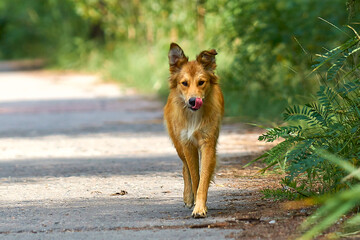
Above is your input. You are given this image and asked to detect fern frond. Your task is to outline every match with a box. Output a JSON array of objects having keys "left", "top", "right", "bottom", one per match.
[
  {"left": 287, "top": 152, "right": 324, "bottom": 181},
  {"left": 327, "top": 56, "right": 346, "bottom": 82},
  {"left": 311, "top": 37, "right": 359, "bottom": 75},
  {"left": 285, "top": 139, "right": 316, "bottom": 177},
  {"left": 327, "top": 45, "right": 360, "bottom": 82},
  {"left": 283, "top": 105, "right": 327, "bottom": 127},
  {"left": 337, "top": 79, "right": 360, "bottom": 96},
  {"left": 317, "top": 86, "right": 339, "bottom": 114},
  {"left": 306, "top": 102, "right": 331, "bottom": 127},
  {"left": 260, "top": 138, "right": 299, "bottom": 169},
  {"left": 247, "top": 138, "right": 299, "bottom": 171},
  {"left": 258, "top": 125, "right": 302, "bottom": 142}
]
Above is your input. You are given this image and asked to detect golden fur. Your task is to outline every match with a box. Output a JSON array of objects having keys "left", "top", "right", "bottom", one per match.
[{"left": 164, "top": 43, "right": 224, "bottom": 218}]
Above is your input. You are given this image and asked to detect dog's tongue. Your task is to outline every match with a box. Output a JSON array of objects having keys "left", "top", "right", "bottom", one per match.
[{"left": 192, "top": 98, "right": 203, "bottom": 110}]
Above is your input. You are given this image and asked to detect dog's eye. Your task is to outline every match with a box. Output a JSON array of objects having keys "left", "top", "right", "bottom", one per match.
[
  {"left": 198, "top": 81, "right": 205, "bottom": 86},
  {"left": 182, "top": 81, "right": 188, "bottom": 87}
]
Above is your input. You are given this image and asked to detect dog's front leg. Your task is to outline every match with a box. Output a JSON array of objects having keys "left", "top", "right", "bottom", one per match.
[
  {"left": 182, "top": 162, "right": 194, "bottom": 208},
  {"left": 192, "top": 143, "right": 216, "bottom": 218},
  {"left": 182, "top": 143, "right": 199, "bottom": 207},
  {"left": 172, "top": 142, "right": 195, "bottom": 208}
]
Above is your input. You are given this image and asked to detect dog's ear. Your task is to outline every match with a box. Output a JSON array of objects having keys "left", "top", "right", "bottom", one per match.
[
  {"left": 168, "top": 43, "right": 188, "bottom": 73},
  {"left": 196, "top": 49, "right": 217, "bottom": 71}
]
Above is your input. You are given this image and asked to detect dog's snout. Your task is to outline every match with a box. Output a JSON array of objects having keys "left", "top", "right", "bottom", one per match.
[{"left": 188, "top": 97, "right": 196, "bottom": 107}]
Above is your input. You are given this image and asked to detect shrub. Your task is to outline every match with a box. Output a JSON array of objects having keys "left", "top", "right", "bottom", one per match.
[
  {"left": 218, "top": 0, "right": 348, "bottom": 119},
  {"left": 299, "top": 151, "right": 360, "bottom": 239},
  {"left": 252, "top": 30, "right": 360, "bottom": 197}
]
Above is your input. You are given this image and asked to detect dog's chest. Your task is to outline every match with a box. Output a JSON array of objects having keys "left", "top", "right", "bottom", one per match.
[{"left": 180, "top": 113, "right": 201, "bottom": 144}]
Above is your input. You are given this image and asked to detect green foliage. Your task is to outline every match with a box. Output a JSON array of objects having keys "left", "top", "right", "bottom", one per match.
[
  {"left": 0, "top": 0, "right": 351, "bottom": 120},
  {"left": 255, "top": 4, "right": 360, "bottom": 238},
  {"left": 261, "top": 188, "right": 299, "bottom": 201},
  {"left": 261, "top": 178, "right": 312, "bottom": 201},
  {"left": 219, "top": 0, "right": 348, "bottom": 119},
  {"left": 0, "top": 0, "right": 88, "bottom": 60},
  {"left": 256, "top": 32, "right": 360, "bottom": 196},
  {"left": 104, "top": 42, "right": 170, "bottom": 94},
  {"left": 299, "top": 151, "right": 360, "bottom": 240}
]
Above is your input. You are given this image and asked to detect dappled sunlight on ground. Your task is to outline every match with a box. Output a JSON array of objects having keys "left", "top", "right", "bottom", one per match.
[{"left": 0, "top": 70, "right": 300, "bottom": 239}]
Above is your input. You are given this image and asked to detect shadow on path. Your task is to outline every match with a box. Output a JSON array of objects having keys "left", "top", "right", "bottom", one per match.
[
  {"left": 0, "top": 155, "right": 180, "bottom": 180},
  {"left": 0, "top": 97, "right": 164, "bottom": 138}
]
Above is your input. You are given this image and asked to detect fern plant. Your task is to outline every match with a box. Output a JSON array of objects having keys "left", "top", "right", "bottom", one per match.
[
  {"left": 299, "top": 151, "right": 360, "bottom": 240},
  {"left": 252, "top": 30, "right": 360, "bottom": 196}
]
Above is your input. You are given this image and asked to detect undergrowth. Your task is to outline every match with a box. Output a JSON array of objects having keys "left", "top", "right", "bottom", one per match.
[
  {"left": 251, "top": 31, "right": 360, "bottom": 197},
  {"left": 251, "top": 25, "right": 360, "bottom": 239}
]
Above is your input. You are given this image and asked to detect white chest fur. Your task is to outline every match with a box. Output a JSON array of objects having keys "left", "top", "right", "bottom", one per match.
[{"left": 180, "top": 112, "right": 201, "bottom": 144}]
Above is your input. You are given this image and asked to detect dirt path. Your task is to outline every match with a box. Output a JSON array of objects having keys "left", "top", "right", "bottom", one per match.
[{"left": 0, "top": 70, "right": 306, "bottom": 239}]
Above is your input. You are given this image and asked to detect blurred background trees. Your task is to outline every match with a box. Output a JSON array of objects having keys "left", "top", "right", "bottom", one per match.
[{"left": 0, "top": 0, "right": 354, "bottom": 121}]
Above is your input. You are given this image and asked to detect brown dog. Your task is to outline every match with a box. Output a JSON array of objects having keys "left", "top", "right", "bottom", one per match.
[{"left": 164, "top": 43, "right": 224, "bottom": 218}]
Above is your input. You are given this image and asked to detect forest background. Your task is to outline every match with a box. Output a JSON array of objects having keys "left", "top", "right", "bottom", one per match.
[{"left": 0, "top": 0, "right": 355, "bottom": 121}]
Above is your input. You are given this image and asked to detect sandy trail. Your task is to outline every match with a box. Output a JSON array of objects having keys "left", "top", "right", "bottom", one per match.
[{"left": 0, "top": 70, "right": 273, "bottom": 239}]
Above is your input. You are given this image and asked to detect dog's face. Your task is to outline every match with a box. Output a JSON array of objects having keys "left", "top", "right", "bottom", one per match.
[{"left": 168, "top": 43, "right": 217, "bottom": 111}]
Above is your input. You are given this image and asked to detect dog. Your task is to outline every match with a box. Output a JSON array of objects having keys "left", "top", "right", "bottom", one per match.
[{"left": 164, "top": 43, "right": 224, "bottom": 218}]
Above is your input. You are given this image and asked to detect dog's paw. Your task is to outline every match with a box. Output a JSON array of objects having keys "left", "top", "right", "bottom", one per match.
[
  {"left": 191, "top": 205, "right": 207, "bottom": 218},
  {"left": 184, "top": 202, "right": 194, "bottom": 209},
  {"left": 183, "top": 197, "right": 194, "bottom": 208},
  {"left": 183, "top": 192, "right": 194, "bottom": 209}
]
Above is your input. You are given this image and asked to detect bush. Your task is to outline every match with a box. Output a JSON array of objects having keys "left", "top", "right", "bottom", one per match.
[
  {"left": 299, "top": 151, "right": 360, "bottom": 240},
  {"left": 218, "top": 0, "right": 348, "bottom": 119},
  {"left": 253, "top": 31, "right": 360, "bottom": 196}
]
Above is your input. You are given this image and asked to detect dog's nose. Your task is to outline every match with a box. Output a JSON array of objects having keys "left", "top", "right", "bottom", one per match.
[{"left": 188, "top": 97, "right": 196, "bottom": 107}]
